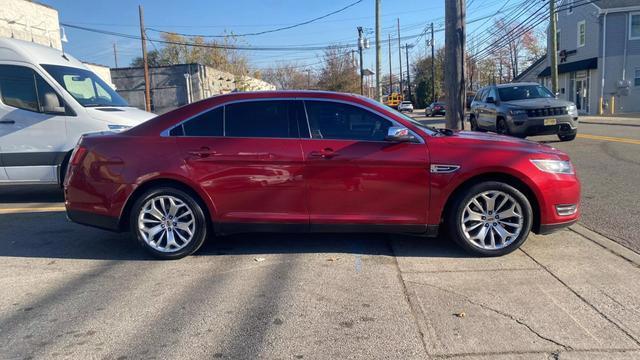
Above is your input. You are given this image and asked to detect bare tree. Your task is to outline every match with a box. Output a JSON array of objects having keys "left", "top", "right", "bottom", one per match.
[
  {"left": 262, "top": 62, "right": 314, "bottom": 90},
  {"left": 317, "top": 46, "right": 360, "bottom": 94}
]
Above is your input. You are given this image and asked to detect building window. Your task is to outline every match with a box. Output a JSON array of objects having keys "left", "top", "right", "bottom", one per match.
[
  {"left": 635, "top": 68, "right": 640, "bottom": 87},
  {"left": 556, "top": 30, "right": 561, "bottom": 49},
  {"left": 631, "top": 13, "right": 640, "bottom": 40},
  {"left": 577, "top": 21, "right": 585, "bottom": 47}
]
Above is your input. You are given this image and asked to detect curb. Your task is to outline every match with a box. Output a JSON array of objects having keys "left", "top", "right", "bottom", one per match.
[{"left": 569, "top": 224, "right": 640, "bottom": 267}]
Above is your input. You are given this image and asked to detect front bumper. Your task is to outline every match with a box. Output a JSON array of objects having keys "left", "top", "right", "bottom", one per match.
[
  {"left": 509, "top": 115, "right": 578, "bottom": 136},
  {"left": 538, "top": 219, "right": 578, "bottom": 235}
]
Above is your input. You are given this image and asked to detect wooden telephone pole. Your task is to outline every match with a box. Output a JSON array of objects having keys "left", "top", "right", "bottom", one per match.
[
  {"left": 388, "top": 33, "right": 393, "bottom": 94},
  {"left": 397, "top": 18, "right": 403, "bottom": 95},
  {"left": 139, "top": 5, "right": 151, "bottom": 112},
  {"left": 549, "top": 0, "right": 559, "bottom": 94},
  {"left": 444, "top": 0, "right": 465, "bottom": 130},
  {"left": 375, "top": 0, "right": 382, "bottom": 101}
]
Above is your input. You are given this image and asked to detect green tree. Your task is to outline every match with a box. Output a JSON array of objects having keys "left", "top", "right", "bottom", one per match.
[{"left": 412, "top": 47, "right": 445, "bottom": 108}]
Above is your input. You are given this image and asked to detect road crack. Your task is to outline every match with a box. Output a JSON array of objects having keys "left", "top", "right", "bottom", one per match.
[{"left": 404, "top": 279, "right": 572, "bottom": 351}]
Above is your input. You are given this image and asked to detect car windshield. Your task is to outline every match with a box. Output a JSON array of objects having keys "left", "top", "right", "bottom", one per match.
[
  {"left": 497, "top": 85, "right": 554, "bottom": 102},
  {"left": 41, "top": 64, "right": 128, "bottom": 107}
]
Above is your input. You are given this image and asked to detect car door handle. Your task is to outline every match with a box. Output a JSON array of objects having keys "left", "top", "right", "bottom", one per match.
[
  {"left": 310, "top": 148, "right": 339, "bottom": 159},
  {"left": 0, "top": 120, "right": 15, "bottom": 124},
  {"left": 188, "top": 147, "right": 216, "bottom": 158}
]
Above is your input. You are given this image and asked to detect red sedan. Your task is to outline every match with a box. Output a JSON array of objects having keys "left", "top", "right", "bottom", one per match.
[{"left": 64, "top": 91, "right": 580, "bottom": 259}]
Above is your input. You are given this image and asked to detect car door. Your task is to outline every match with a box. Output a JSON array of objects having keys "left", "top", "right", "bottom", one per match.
[
  {"left": 472, "top": 88, "right": 486, "bottom": 126},
  {"left": 301, "top": 100, "right": 430, "bottom": 230},
  {"left": 171, "top": 99, "right": 308, "bottom": 228},
  {"left": 481, "top": 87, "right": 499, "bottom": 130},
  {"left": 0, "top": 64, "right": 69, "bottom": 184}
]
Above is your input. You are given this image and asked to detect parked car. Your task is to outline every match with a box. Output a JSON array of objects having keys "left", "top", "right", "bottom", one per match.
[
  {"left": 425, "top": 102, "right": 446, "bottom": 116},
  {"left": 398, "top": 101, "right": 414, "bottom": 112},
  {"left": 65, "top": 90, "right": 580, "bottom": 259},
  {"left": 0, "top": 38, "right": 154, "bottom": 186},
  {"left": 469, "top": 82, "right": 578, "bottom": 141}
]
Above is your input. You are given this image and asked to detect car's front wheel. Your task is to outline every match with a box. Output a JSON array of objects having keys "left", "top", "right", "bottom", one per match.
[
  {"left": 558, "top": 133, "right": 576, "bottom": 141},
  {"left": 447, "top": 181, "right": 533, "bottom": 256},
  {"left": 130, "top": 187, "right": 208, "bottom": 259}
]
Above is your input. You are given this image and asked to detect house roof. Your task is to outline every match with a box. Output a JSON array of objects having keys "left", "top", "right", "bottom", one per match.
[
  {"left": 593, "top": 0, "right": 640, "bottom": 9},
  {"left": 514, "top": 54, "right": 547, "bottom": 82}
]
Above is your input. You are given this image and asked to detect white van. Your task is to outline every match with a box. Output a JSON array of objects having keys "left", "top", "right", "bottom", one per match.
[{"left": 0, "top": 38, "right": 154, "bottom": 186}]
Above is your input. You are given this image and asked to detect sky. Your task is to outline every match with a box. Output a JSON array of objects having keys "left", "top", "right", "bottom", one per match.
[{"left": 42, "top": 0, "right": 520, "bottom": 77}]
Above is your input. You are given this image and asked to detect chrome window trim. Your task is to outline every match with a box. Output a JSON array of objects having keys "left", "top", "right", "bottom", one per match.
[{"left": 160, "top": 97, "right": 425, "bottom": 144}]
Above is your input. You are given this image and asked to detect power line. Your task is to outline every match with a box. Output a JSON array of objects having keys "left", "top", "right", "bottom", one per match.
[{"left": 147, "top": 0, "right": 364, "bottom": 38}]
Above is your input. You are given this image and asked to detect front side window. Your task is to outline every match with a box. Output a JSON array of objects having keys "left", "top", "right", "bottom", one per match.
[
  {"left": 497, "top": 85, "right": 554, "bottom": 101},
  {"left": 634, "top": 68, "right": 640, "bottom": 87},
  {"left": 0, "top": 65, "right": 65, "bottom": 114},
  {"left": 225, "top": 100, "right": 300, "bottom": 138},
  {"left": 305, "top": 101, "right": 393, "bottom": 142},
  {"left": 631, "top": 13, "right": 640, "bottom": 40},
  {"left": 0, "top": 65, "right": 39, "bottom": 112},
  {"left": 41, "top": 64, "right": 128, "bottom": 107},
  {"left": 577, "top": 21, "right": 586, "bottom": 47}
]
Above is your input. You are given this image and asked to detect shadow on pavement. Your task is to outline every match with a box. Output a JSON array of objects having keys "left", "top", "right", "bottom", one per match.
[
  {"left": 0, "top": 185, "right": 63, "bottom": 203},
  {"left": 0, "top": 211, "right": 472, "bottom": 260}
]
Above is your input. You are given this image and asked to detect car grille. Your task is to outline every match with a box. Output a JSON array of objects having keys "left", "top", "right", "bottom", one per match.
[{"left": 526, "top": 107, "right": 567, "bottom": 117}]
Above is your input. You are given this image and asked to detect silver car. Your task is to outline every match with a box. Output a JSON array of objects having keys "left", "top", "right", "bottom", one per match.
[{"left": 469, "top": 83, "right": 578, "bottom": 141}]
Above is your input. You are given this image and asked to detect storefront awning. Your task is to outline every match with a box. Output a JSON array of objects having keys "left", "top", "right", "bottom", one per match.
[{"left": 539, "top": 57, "right": 598, "bottom": 77}]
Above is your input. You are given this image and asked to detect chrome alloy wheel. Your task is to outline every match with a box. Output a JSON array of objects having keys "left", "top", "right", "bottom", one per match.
[
  {"left": 137, "top": 195, "right": 195, "bottom": 253},
  {"left": 461, "top": 190, "right": 524, "bottom": 250}
]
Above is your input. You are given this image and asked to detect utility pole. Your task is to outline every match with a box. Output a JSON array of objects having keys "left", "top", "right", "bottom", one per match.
[
  {"left": 430, "top": 22, "right": 435, "bottom": 104},
  {"left": 357, "top": 26, "right": 365, "bottom": 95},
  {"left": 549, "top": 0, "right": 559, "bottom": 94},
  {"left": 444, "top": 0, "right": 465, "bottom": 130},
  {"left": 138, "top": 5, "right": 151, "bottom": 112},
  {"left": 397, "top": 18, "right": 403, "bottom": 96},
  {"left": 305, "top": 69, "right": 311, "bottom": 89},
  {"left": 388, "top": 33, "right": 393, "bottom": 94},
  {"left": 113, "top": 42, "right": 118, "bottom": 68},
  {"left": 375, "top": 0, "right": 382, "bottom": 101},
  {"left": 405, "top": 44, "right": 412, "bottom": 102}
]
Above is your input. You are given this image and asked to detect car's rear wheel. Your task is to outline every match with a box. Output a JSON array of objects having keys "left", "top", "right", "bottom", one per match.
[
  {"left": 130, "top": 187, "right": 208, "bottom": 260},
  {"left": 470, "top": 115, "right": 483, "bottom": 132},
  {"left": 447, "top": 181, "right": 533, "bottom": 256},
  {"left": 558, "top": 133, "right": 576, "bottom": 141}
]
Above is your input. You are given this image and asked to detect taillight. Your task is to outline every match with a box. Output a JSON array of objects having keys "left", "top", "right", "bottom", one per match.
[{"left": 70, "top": 146, "right": 88, "bottom": 166}]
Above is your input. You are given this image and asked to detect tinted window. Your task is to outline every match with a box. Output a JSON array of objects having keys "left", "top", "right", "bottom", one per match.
[
  {"left": 181, "top": 107, "right": 223, "bottom": 136},
  {"left": 225, "top": 100, "right": 300, "bottom": 138},
  {"left": 0, "top": 65, "right": 39, "bottom": 112},
  {"left": 305, "top": 101, "right": 393, "bottom": 141}
]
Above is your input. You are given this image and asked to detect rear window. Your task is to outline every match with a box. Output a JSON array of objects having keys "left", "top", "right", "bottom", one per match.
[{"left": 180, "top": 107, "right": 223, "bottom": 136}]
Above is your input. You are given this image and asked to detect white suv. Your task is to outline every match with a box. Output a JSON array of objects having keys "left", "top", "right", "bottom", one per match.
[
  {"left": 0, "top": 38, "right": 154, "bottom": 186},
  {"left": 398, "top": 101, "right": 414, "bottom": 112}
]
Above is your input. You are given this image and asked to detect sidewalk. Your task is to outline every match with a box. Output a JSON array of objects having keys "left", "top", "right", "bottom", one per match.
[
  {"left": 579, "top": 114, "right": 640, "bottom": 127},
  {"left": 392, "top": 224, "right": 640, "bottom": 359}
]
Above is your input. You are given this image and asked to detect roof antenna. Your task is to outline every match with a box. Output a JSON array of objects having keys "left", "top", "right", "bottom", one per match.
[{"left": 60, "top": 26, "right": 69, "bottom": 61}]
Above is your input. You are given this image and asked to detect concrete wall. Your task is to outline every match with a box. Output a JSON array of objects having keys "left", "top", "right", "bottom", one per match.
[
  {"left": 112, "top": 64, "right": 276, "bottom": 114},
  {"left": 0, "top": 0, "right": 61, "bottom": 50}
]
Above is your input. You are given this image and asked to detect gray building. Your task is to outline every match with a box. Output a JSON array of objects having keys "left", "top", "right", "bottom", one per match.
[
  {"left": 515, "top": 0, "right": 640, "bottom": 115},
  {"left": 111, "top": 63, "right": 275, "bottom": 114}
]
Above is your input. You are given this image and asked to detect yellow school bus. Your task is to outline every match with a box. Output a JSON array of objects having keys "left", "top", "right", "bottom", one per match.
[{"left": 383, "top": 93, "right": 403, "bottom": 108}]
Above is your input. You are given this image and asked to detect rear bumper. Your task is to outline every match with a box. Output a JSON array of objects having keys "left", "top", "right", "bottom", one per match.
[
  {"left": 538, "top": 219, "right": 578, "bottom": 235},
  {"left": 66, "top": 208, "right": 121, "bottom": 232}
]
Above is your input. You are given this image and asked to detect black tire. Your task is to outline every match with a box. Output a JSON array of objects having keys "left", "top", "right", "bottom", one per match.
[
  {"left": 558, "top": 133, "right": 576, "bottom": 142},
  {"left": 446, "top": 181, "right": 533, "bottom": 256},
  {"left": 469, "top": 116, "right": 483, "bottom": 132},
  {"left": 496, "top": 118, "right": 510, "bottom": 136},
  {"left": 130, "top": 187, "right": 209, "bottom": 260}
]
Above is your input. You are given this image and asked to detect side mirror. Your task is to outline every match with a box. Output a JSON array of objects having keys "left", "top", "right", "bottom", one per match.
[
  {"left": 486, "top": 96, "right": 496, "bottom": 104},
  {"left": 555, "top": 92, "right": 560, "bottom": 98},
  {"left": 385, "top": 126, "right": 416, "bottom": 143}
]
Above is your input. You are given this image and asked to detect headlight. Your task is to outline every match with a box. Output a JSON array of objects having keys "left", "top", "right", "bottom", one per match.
[
  {"left": 530, "top": 159, "right": 574, "bottom": 174},
  {"left": 567, "top": 104, "right": 578, "bottom": 116},
  {"left": 107, "top": 124, "right": 132, "bottom": 132},
  {"left": 508, "top": 109, "right": 527, "bottom": 116}
]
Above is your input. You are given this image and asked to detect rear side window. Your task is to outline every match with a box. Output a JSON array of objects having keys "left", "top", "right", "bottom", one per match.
[
  {"left": 0, "top": 65, "right": 39, "bottom": 112},
  {"left": 225, "top": 100, "right": 300, "bottom": 138},
  {"left": 304, "top": 100, "right": 393, "bottom": 142},
  {"left": 181, "top": 107, "right": 223, "bottom": 136}
]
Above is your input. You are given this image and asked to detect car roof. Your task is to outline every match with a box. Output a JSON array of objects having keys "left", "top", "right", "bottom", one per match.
[
  {"left": 495, "top": 82, "right": 541, "bottom": 88},
  {"left": 0, "top": 38, "right": 87, "bottom": 69}
]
